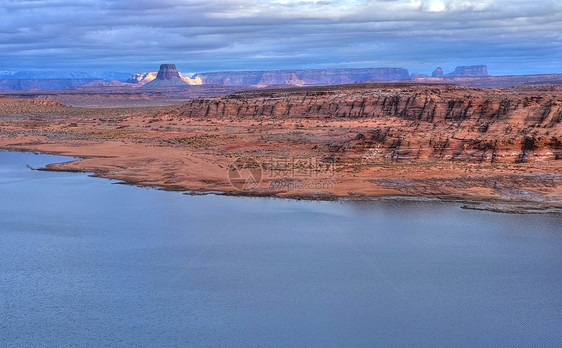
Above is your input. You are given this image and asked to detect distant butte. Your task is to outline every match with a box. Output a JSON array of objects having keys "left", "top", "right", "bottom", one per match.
[
  {"left": 141, "top": 64, "right": 189, "bottom": 88},
  {"left": 432, "top": 67, "right": 445, "bottom": 77},
  {"left": 447, "top": 65, "right": 489, "bottom": 77}
]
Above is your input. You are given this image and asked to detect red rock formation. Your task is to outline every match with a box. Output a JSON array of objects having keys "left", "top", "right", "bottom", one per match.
[
  {"left": 167, "top": 84, "right": 562, "bottom": 163},
  {"left": 0, "top": 97, "right": 67, "bottom": 113}
]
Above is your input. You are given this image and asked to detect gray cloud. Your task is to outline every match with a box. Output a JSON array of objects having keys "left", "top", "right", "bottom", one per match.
[{"left": 0, "top": 0, "right": 560, "bottom": 75}]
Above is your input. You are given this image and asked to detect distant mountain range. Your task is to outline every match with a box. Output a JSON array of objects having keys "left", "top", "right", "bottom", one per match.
[
  {"left": 127, "top": 65, "right": 490, "bottom": 87},
  {"left": 193, "top": 68, "right": 412, "bottom": 86},
  {"left": 0, "top": 65, "right": 489, "bottom": 89},
  {"left": 0, "top": 71, "right": 132, "bottom": 81},
  {"left": 0, "top": 78, "right": 105, "bottom": 91},
  {"left": 4, "top": 64, "right": 558, "bottom": 91},
  {"left": 128, "top": 65, "right": 415, "bottom": 87}
]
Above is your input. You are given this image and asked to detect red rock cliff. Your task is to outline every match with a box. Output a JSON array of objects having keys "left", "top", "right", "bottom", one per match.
[{"left": 167, "top": 84, "right": 562, "bottom": 163}]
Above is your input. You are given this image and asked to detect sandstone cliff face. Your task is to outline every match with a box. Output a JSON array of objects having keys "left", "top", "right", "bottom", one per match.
[{"left": 168, "top": 84, "right": 562, "bottom": 163}]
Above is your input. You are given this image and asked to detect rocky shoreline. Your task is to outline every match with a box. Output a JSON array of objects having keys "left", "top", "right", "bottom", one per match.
[
  {"left": 19, "top": 151, "right": 560, "bottom": 214},
  {"left": 1, "top": 84, "right": 560, "bottom": 214}
]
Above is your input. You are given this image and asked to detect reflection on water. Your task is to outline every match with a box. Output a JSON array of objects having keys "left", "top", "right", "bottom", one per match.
[{"left": 1, "top": 150, "right": 561, "bottom": 347}]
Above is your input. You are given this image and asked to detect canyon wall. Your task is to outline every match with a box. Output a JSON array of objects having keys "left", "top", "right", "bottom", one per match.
[{"left": 168, "top": 84, "right": 562, "bottom": 163}]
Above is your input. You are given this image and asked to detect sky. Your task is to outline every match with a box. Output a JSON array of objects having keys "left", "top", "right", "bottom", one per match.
[{"left": 0, "top": 0, "right": 561, "bottom": 75}]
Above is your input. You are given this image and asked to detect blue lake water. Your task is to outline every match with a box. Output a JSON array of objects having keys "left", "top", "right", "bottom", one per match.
[{"left": 1, "top": 150, "right": 561, "bottom": 347}]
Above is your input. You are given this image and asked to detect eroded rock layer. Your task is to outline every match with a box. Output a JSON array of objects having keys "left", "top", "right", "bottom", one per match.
[{"left": 169, "top": 84, "right": 562, "bottom": 163}]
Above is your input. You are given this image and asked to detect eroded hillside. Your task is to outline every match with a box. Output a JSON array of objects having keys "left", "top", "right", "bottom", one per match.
[{"left": 167, "top": 84, "right": 562, "bottom": 163}]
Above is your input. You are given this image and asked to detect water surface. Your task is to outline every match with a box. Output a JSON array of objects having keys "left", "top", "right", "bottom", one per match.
[{"left": 1, "top": 151, "right": 561, "bottom": 347}]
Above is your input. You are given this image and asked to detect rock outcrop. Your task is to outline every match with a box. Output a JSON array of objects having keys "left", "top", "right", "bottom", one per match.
[
  {"left": 141, "top": 64, "right": 189, "bottom": 88},
  {"left": 0, "top": 97, "right": 67, "bottom": 113},
  {"left": 428, "top": 65, "right": 489, "bottom": 79},
  {"left": 447, "top": 65, "right": 488, "bottom": 77},
  {"left": 167, "top": 84, "right": 562, "bottom": 163}
]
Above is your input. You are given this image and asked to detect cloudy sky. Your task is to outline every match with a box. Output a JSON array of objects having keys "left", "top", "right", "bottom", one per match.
[{"left": 1, "top": 0, "right": 561, "bottom": 75}]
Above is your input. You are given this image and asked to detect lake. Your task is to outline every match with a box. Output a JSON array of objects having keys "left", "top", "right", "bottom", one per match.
[{"left": 1, "top": 150, "right": 561, "bottom": 347}]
